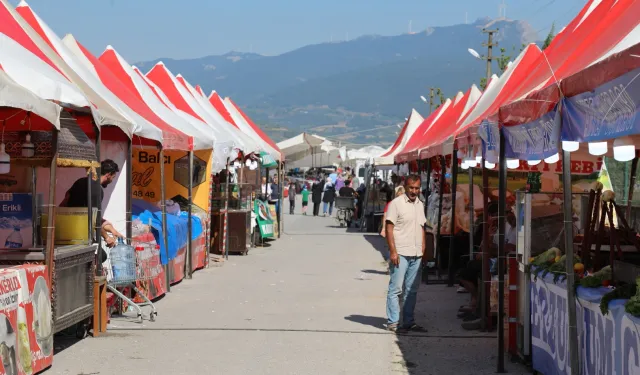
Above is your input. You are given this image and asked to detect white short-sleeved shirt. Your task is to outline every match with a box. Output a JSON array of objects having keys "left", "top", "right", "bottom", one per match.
[
  {"left": 493, "top": 223, "right": 517, "bottom": 246},
  {"left": 385, "top": 194, "right": 427, "bottom": 257}
]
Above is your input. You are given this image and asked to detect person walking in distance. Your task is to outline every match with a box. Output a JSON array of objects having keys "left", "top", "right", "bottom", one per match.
[
  {"left": 288, "top": 181, "right": 297, "bottom": 214},
  {"left": 301, "top": 185, "right": 310, "bottom": 215},
  {"left": 384, "top": 174, "right": 428, "bottom": 333},
  {"left": 311, "top": 178, "right": 324, "bottom": 216}
]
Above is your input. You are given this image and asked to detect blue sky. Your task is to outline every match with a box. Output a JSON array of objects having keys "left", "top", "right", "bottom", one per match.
[{"left": 13, "top": 0, "right": 587, "bottom": 62}]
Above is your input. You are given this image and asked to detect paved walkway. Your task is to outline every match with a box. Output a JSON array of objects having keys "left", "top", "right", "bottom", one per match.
[{"left": 51, "top": 202, "right": 530, "bottom": 375}]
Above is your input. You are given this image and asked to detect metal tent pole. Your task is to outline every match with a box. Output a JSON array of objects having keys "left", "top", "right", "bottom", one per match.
[
  {"left": 224, "top": 158, "right": 231, "bottom": 258},
  {"left": 126, "top": 138, "right": 132, "bottom": 244},
  {"left": 447, "top": 148, "right": 458, "bottom": 287},
  {"left": 186, "top": 150, "right": 193, "bottom": 279},
  {"left": 562, "top": 149, "right": 581, "bottom": 374},
  {"left": 159, "top": 147, "right": 170, "bottom": 292},
  {"left": 435, "top": 156, "right": 446, "bottom": 278},
  {"left": 481, "top": 155, "right": 491, "bottom": 331},
  {"left": 278, "top": 161, "right": 283, "bottom": 237},
  {"left": 45, "top": 129, "right": 58, "bottom": 291},
  {"left": 626, "top": 156, "right": 639, "bottom": 222},
  {"left": 558, "top": 93, "right": 581, "bottom": 374},
  {"left": 468, "top": 147, "right": 475, "bottom": 261},
  {"left": 497, "top": 132, "right": 506, "bottom": 373}
]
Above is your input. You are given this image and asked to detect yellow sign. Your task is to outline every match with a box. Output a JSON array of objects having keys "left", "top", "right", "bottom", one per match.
[{"left": 132, "top": 147, "right": 213, "bottom": 213}]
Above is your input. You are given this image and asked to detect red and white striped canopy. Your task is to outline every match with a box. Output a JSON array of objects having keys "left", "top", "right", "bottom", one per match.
[
  {"left": 374, "top": 109, "right": 423, "bottom": 166},
  {"left": 99, "top": 46, "right": 214, "bottom": 151},
  {"left": 223, "top": 97, "right": 281, "bottom": 161}
]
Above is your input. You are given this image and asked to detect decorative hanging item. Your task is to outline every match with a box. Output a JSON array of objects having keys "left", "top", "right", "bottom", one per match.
[
  {"left": 22, "top": 134, "right": 35, "bottom": 158},
  {"left": 0, "top": 122, "right": 9, "bottom": 174}
]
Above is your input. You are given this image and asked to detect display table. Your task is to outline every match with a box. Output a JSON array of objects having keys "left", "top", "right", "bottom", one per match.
[
  {"left": 0, "top": 264, "right": 53, "bottom": 375},
  {"left": 530, "top": 272, "right": 640, "bottom": 375}
]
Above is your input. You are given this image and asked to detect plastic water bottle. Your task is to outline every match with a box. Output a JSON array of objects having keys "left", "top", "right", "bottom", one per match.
[
  {"left": 5, "top": 226, "right": 23, "bottom": 248},
  {"left": 110, "top": 238, "right": 136, "bottom": 281}
]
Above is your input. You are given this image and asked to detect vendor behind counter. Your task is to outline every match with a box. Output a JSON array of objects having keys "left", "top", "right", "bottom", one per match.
[{"left": 60, "top": 159, "right": 124, "bottom": 259}]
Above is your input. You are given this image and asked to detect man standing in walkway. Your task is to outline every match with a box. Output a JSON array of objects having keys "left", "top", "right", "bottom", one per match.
[{"left": 384, "top": 174, "right": 427, "bottom": 333}]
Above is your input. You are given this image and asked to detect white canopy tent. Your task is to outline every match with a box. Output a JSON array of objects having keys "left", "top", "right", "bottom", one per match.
[
  {"left": 277, "top": 133, "right": 340, "bottom": 168},
  {"left": 0, "top": 67, "right": 61, "bottom": 128}
]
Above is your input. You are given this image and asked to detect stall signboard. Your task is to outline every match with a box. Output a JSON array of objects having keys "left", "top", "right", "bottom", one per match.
[
  {"left": 132, "top": 147, "right": 213, "bottom": 214},
  {"left": 254, "top": 200, "right": 274, "bottom": 238},
  {"left": 0, "top": 193, "right": 33, "bottom": 249},
  {"left": 530, "top": 273, "right": 640, "bottom": 375},
  {"left": 0, "top": 265, "right": 53, "bottom": 375},
  {"left": 268, "top": 203, "right": 278, "bottom": 237}
]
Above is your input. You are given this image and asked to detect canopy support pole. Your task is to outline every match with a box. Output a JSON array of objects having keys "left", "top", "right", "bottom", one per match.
[
  {"left": 480, "top": 155, "right": 491, "bottom": 331},
  {"left": 224, "top": 158, "right": 231, "bottom": 258},
  {"left": 435, "top": 156, "right": 446, "bottom": 278},
  {"left": 278, "top": 161, "right": 283, "bottom": 237},
  {"left": 45, "top": 129, "right": 58, "bottom": 292},
  {"left": 626, "top": 155, "right": 639, "bottom": 222},
  {"left": 497, "top": 131, "right": 506, "bottom": 373},
  {"left": 562, "top": 146, "right": 581, "bottom": 373},
  {"left": 468, "top": 146, "right": 475, "bottom": 262},
  {"left": 160, "top": 147, "right": 170, "bottom": 292},
  {"left": 448, "top": 149, "right": 458, "bottom": 287},
  {"left": 424, "top": 158, "right": 432, "bottom": 218},
  {"left": 186, "top": 150, "right": 193, "bottom": 279},
  {"left": 126, "top": 138, "right": 132, "bottom": 244}
]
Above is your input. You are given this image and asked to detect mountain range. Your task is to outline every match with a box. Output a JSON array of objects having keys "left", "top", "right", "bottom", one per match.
[{"left": 135, "top": 17, "right": 540, "bottom": 146}]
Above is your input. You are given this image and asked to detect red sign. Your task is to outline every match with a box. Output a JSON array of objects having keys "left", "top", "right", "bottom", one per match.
[{"left": 0, "top": 265, "right": 53, "bottom": 375}]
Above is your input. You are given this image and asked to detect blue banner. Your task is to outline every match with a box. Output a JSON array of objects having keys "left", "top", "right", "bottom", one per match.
[
  {"left": 562, "top": 66, "right": 640, "bottom": 142},
  {"left": 478, "top": 119, "right": 500, "bottom": 163},
  {"left": 531, "top": 273, "right": 640, "bottom": 375},
  {"left": 503, "top": 110, "right": 560, "bottom": 160}
]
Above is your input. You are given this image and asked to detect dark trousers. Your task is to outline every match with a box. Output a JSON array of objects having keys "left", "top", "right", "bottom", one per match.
[
  {"left": 289, "top": 199, "right": 295, "bottom": 214},
  {"left": 313, "top": 202, "right": 321, "bottom": 216}
]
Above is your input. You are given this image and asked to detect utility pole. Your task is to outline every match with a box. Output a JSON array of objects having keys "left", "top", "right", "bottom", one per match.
[
  {"left": 429, "top": 88, "right": 435, "bottom": 114},
  {"left": 483, "top": 29, "right": 498, "bottom": 81}
]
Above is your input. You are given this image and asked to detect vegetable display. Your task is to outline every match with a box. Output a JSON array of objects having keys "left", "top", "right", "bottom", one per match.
[
  {"left": 625, "top": 278, "right": 640, "bottom": 316},
  {"left": 600, "top": 282, "right": 636, "bottom": 316},
  {"left": 579, "top": 266, "right": 612, "bottom": 288}
]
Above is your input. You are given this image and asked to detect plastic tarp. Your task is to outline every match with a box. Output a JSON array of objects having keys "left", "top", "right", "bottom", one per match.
[
  {"left": 9, "top": 0, "right": 136, "bottom": 135},
  {"left": 99, "top": 46, "right": 214, "bottom": 151},
  {"left": 132, "top": 199, "right": 203, "bottom": 265},
  {"left": 0, "top": 66, "right": 61, "bottom": 128},
  {"left": 374, "top": 109, "right": 424, "bottom": 166}
]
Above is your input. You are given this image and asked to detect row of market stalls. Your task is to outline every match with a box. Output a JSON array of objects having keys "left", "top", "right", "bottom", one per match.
[
  {"left": 378, "top": 0, "right": 640, "bottom": 373},
  {"left": 0, "top": 0, "right": 283, "bottom": 373}
]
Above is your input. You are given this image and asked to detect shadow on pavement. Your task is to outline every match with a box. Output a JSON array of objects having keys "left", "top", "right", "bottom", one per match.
[
  {"left": 344, "top": 314, "right": 387, "bottom": 329},
  {"left": 361, "top": 269, "right": 388, "bottom": 275},
  {"left": 362, "top": 233, "right": 389, "bottom": 261},
  {"left": 355, "top": 231, "right": 529, "bottom": 374}
]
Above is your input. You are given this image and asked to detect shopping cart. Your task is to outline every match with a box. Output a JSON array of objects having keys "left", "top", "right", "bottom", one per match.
[{"left": 103, "top": 242, "right": 159, "bottom": 322}]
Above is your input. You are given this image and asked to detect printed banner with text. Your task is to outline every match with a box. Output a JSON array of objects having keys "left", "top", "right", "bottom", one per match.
[{"left": 562, "top": 66, "right": 640, "bottom": 143}]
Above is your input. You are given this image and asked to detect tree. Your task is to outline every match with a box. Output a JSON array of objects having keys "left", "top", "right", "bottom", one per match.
[{"left": 543, "top": 23, "right": 556, "bottom": 50}]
